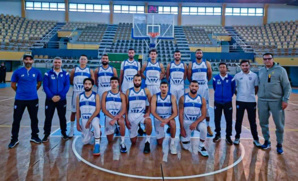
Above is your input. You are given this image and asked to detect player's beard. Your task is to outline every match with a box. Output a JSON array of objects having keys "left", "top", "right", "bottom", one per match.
[
  {"left": 134, "top": 83, "right": 141, "bottom": 88},
  {"left": 84, "top": 87, "right": 92, "bottom": 92},
  {"left": 129, "top": 55, "right": 134, "bottom": 60},
  {"left": 102, "top": 62, "right": 108, "bottom": 65},
  {"left": 24, "top": 63, "right": 32, "bottom": 68},
  {"left": 190, "top": 89, "right": 197, "bottom": 94},
  {"left": 196, "top": 56, "right": 202, "bottom": 61}
]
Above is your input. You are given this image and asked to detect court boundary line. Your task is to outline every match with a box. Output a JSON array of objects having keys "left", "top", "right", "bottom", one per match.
[
  {"left": 72, "top": 136, "right": 245, "bottom": 180},
  {"left": 0, "top": 97, "right": 14, "bottom": 102}
]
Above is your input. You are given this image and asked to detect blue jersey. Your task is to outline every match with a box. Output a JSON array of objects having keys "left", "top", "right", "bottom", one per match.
[
  {"left": 156, "top": 92, "right": 172, "bottom": 118},
  {"left": 183, "top": 93, "right": 202, "bottom": 122},
  {"left": 169, "top": 61, "right": 185, "bottom": 87},
  {"left": 79, "top": 91, "right": 98, "bottom": 120},
  {"left": 128, "top": 88, "right": 147, "bottom": 117},
  {"left": 105, "top": 91, "right": 122, "bottom": 116},
  {"left": 97, "top": 65, "right": 114, "bottom": 89},
  {"left": 73, "top": 66, "right": 91, "bottom": 93},
  {"left": 145, "top": 61, "right": 161, "bottom": 86}
]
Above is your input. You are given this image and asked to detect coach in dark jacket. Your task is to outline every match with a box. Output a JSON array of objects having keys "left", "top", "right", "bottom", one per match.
[
  {"left": 42, "top": 57, "right": 70, "bottom": 142},
  {"left": 212, "top": 62, "right": 235, "bottom": 144}
]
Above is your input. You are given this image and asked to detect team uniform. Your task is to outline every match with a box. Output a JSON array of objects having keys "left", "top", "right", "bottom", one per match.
[
  {"left": 78, "top": 91, "right": 101, "bottom": 144},
  {"left": 121, "top": 59, "right": 140, "bottom": 93},
  {"left": 145, "top": 61, "right": 161, "bottom": 95},
  {"left": 72, "top": 66, "right": 91, "bottom": 112},
  {"left": 97, "top": 65, "right": 114, "bottom": 99},
  {"left": 191, "top": 60, "right": 210, "bottom": 117},
  {"left": 169, "top": 61, "right": 185, "bottom": 102},
  {"left": 127, "top": 88, "right": 150, "bottom": 138},
  {"left": 104, "top": 91, "right": 122, "bottom": 135},
  {"left": 181, "top": 93, "right": 207, "bottom": 143},
  {"left": 154, "top": 92, "right": 173, "bottom": 139}
]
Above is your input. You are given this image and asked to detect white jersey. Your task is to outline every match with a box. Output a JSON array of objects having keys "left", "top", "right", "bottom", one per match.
[
  {"left": 97, "top": 65, "right": 114, "bottom": 89},
  {"left": 121, "top": 59, "right": 140, "bottom": 89},
  {"left": 191, "top": 59, "right": 208, "bottom": 86},
  {"left": 105, "top": 91, "right": 122, "bottom": 116},
  {"left": 183, "top": 93, "right": 202, "bottom": 122},
  {"left": 156, "top": 92, "right": 172, "bottom": 119},
  {"left": 145, "top": 61, "right": 161, "bottom": 86},
  {"left": 169, "top": 61, "right": 185, "bottom": 87},
  {"left": 79, "top": 91, "right": 98, "bottom": 121},
  {"left": 73, "top": 66, "right": 91, "bottom": 93},
  {"left": 128, "top": 88, "right": 147, "bottom": 118}
]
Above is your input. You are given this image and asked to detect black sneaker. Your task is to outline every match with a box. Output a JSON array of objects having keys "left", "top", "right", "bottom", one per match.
[
  {"left": 213, "top": 134, "right": 221, "bottom": 143},
  {"left": 120, "top": 143, "right": 127, "bottom": 153},
  {"left": 42, "top": 135, "right": 49, "bottom": 143},
  {"left": 30, "top": 137, "right": 42, "bottom": 144},
  {"left": 143, "top": 141, "right": 150, "bottom": 154},
  {"left": 226, "top": 137, "right": 233, "bottom": 145},
  {"left": 8, "top": 140, "right": 19, "bottom": 149},
  {"left": 62, "top": 135, "right": 71, "bottom": 141}
]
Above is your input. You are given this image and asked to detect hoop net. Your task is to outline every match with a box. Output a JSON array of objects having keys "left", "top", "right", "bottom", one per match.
[{"left": 148, "top": 32, "right": 160, "bottom": 38}]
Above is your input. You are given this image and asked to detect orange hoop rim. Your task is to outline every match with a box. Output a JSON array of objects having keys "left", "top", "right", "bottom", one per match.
[{"left": 148, "top": 32, "right": 160, "bottom": 38}]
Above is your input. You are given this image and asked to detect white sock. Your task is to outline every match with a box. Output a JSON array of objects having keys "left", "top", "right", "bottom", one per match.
[
  {"left": 95, "top": 138, "right": 100, "bottom": 144},
  {"left": 170, "top": 138, "right": 175, "bottom": 145},
  {"left": 199, "top": 141, "right": 204, "bottom": 147},
  {"left": 206, "top": 120, "right": 209, "bottom": 127},
  {"left": 145, "top": 135, "right": 150, "bottom": 143},
  {"left": 121, "top": 136, "right": 125, "bottom": 144},
  {"left": 71, "top": 121, "right": 75, "bottom": 129}
]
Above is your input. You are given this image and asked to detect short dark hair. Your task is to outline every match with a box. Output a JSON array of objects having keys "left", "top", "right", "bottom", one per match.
[
  {"left": 174, "top": 50, "right": 181, "bottom": 53},
  {"left": 83, "top": 78, "right": 94, "bottom": 85},
  {"left": 219, "top": 62, "right": 227, "bottom": 67},
  {"left": 149, "top": 49, "right": 158, "bottom": 54},
  {"left": 102, "top": 54, "right": 108, "bottom": 57},
  {"left": 128, "top": 48, "right": 135, "bottom": 51},
  {"left": 80, "top": 54, "right": 88, "bottom": 58},
  {"left": 110, "top": 76, "right": 119, "bottom": 82},
  {"left": 160, "top": 81, "right": 168, "bottom": 86},
  {"left": 133, "top": 74, "right": 142, "bottom": 79},
  {"left": 263, "top": 52, "right": 274, "bottom": 58},
  {"left": 195, "top": 49, "right": 203, "bottom": 53},
  {"left": 190, "top": 80, "right": 198, "bottom": 84},
  {"left": 240, "top": 60, "right": 250, "bottom": 65}
]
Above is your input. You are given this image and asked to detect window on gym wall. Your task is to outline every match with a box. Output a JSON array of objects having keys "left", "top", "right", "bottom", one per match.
[
  {"left": 182, "top": 6, "right": 221, "bottom": 15},
  {"left": 114, "top": 5, "right": 144, "bottom": 13},
  {"left": 158, "top": 6, "right": 178, "bottom": 14},
  {"left": 225, "top": 7, "right": 264, "bottom": 16},
  {"left": 25, "top": 1, "right": 65, "bottom": 11},
  {"left": 69, "top": 3, "right": 110, "bottom": 13}
]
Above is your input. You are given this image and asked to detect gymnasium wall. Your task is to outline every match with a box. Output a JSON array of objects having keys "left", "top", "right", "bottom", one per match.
[
  {"left": 69, "top": 12, "right": 110, "bottom": 23},
  {"left": 26, "top": 11, "right": 65, "bottom": 22},
  {"left": 0, "top": 1, "right": 22, "bottom": 16},
  {"left": 267, "top": 4, "right": 298, "bottom": 23}
]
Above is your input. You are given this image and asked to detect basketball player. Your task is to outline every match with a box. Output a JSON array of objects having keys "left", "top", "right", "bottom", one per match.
[
  {"left": 141, "top": 49, "right": 165, "bottom": 95},
  {"left": 126, "top": 74, "right": 152, "bottom": 153},
  {"left": 151, "top": 82, "right": 178, "bottom": 154},
  {"left": 166, "top": 50, "right": 187, "bottom": 103},
  {"left": 101, "top": 77, "right": 127, "bottom": 153},
  {"left": 188, "top": 49, "right": 213, "bottom": 136},
  {"left": 69, "top": 54, "right": 94, "bottom": 137},
  {"left": 179, "top": 80, "right": 208, "bottom": 157},
  {"left": 119, "top": 48, "right": 141, "bottom": 93},
  {"left": 94, "top": 54, "right": 118, "bottom": 99},
  {"left": 76, "top": 78, "right": 101, "bottom": 156}
]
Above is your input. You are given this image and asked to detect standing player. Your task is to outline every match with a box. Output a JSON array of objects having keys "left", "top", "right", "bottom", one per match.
[
  {"left": 126, "top": 74, "right": 152, "bottom": 153},
  {"left": 151, "top": 82, "right": 178, "bottom": 154},
  {"left": 69, "top": 54, "right": 94, "bottom": 137},
  {"left": 101, "top": 77, "right": 127, "bottom": 153},
  {"left": 179, "top": 80, "right": 208, "bottom": 157},
  {"left": 141, "top": 49, "right": 165, "bottom": 95},
  {"left": 94, "top": 54, "right": 118, "bottom": 99},
  {"left": 166, "top": 50, "right": 187, "bottom": 103},
  {"left": 76, "top": 78, "right": 101, "bottom": 156},
  {"left": 119, "top": 48, "right": 141, "bottom": 93},
  {"left": 188, "top": 49, "right": 213, "bottom": 136}
]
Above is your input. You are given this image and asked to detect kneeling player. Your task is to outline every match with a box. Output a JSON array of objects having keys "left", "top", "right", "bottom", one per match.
[
  {"left": 126, "top": 74, "right": 152, "bottom": 153},
  {"left": 151, "top": 81, "right": 178, "bottom": 154},
  {"left": 179, "top": 80, "right": 208, "bottom": 157},
  {"left": 101, "top": 77, "right": 127, "bottom": 153},
  {"left": 76, "top": 78, "right": 101, "bottom": 156}
]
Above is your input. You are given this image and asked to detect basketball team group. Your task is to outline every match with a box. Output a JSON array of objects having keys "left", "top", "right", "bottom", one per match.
[{"left": 8, "top": 48, "right": 291, "bottom": 156}]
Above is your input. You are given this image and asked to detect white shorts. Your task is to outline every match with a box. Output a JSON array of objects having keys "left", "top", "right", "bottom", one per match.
[
  {"left": 71, "top": 91, "right": 81, "bottom": 112},
  {"left": 104, "top": 116, "right": 117, "bottom": 136},
  {"left": 81, "top": 117, "right": 101, "bottom": 145},
  {"left": 198, "top": 85, "right": 210, "bottom": 117},
  {"left": 127, "top": 113, "right": 149, "bottom": 138},
  {"left": 97, "top": 87, "right": 111, "bottom": 100},
  {"left": 147, "top": 85, "right": 160, "bottom": 96},
  {"left": 180, "top": 120, "right": 207, "bottom": 142},
  {"left": 170, "top": 85, "right": 184, "bottom": 103},
  {"left": 154, "top": 116, "right": 171, "bottom": 139}
]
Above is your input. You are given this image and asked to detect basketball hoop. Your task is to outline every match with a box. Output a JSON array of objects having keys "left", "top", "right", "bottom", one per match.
[{"left": 148, "top": 32, "right": 160, "bottom": 38}]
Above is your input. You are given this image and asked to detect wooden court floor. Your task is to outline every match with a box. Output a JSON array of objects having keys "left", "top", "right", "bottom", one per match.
[{"left": 0, "top": 85, "right": 298, "bottom": 181}]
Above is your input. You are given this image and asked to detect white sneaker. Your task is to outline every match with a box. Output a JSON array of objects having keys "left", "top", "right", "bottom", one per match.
[
  {"left": 181, "top": 142, "right": 191, "bottom": 150},
  {"left": 69, "top": 129, "right": 74, "bottom": 137},
  {"left": 198, "top": 146, "right": 209, "bottom": 157},
  {"left": 170, "top": 143, "right": 177, "bottom": 154}
]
